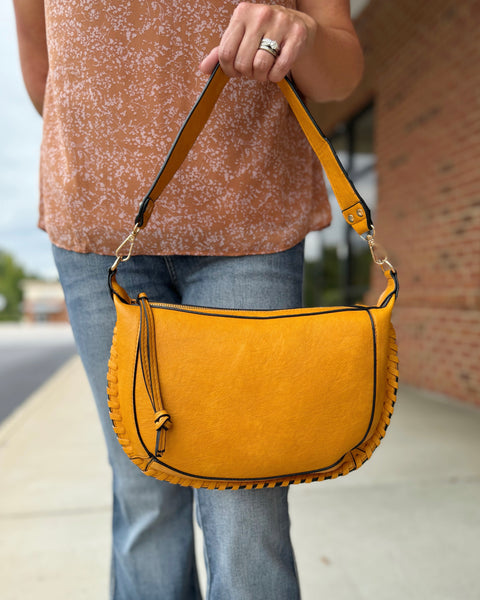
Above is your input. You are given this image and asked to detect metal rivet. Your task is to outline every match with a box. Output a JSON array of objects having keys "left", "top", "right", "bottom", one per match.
[
  {"left": 348, "top": 214, "right": 355, "bottom": 223},
  {"left": 356, "top": 208, "right": 364, "bottom": 217}
]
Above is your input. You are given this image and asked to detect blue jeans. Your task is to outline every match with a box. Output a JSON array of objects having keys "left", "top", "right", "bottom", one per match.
[{"left": 52, "top": 243, "right": 304, "bottom": 600}]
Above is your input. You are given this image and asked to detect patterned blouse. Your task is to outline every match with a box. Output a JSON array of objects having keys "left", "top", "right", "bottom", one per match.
[{"left": 39, "top": 0, "right": 330, "bottom": 256}]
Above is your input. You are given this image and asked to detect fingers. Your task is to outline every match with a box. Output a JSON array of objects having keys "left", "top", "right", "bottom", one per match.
[
  {"left": 202, "top": 2, "right": 313, "bottom": 84},
  {"left": 251, "top": 47, "right": 277, "bottom": 82},
  {"left": 199, "top": 47, "right": 220, "bottom": 75},
  {"left": 268, "top": 25, "right": 307, "bottom": 82},
  {"left": 218, "top": 19, "right": 252, "bottom": 78},
  {"left": 220, "top": 3, "right": 280, "bottom": 81}
]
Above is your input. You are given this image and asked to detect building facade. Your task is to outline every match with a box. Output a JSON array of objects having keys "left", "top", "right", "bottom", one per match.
[
  {"left": 317, "top": 0, "right": 480, "bottom": 406},
  {"left": 21, "top": 279, "right": 69, "bottom": 323}
]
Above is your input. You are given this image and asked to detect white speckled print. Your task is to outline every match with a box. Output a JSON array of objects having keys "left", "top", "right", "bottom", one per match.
[{"left": 40, "top": 0, "right": 330, "bottom": 256}]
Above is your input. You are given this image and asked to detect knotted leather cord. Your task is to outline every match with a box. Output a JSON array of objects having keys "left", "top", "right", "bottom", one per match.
[
  {"left": 134, "top": 64, "right": 373, "bottom": 236},
  {"left": 138, "top": 293, "right": 171, "bottom": 456}
]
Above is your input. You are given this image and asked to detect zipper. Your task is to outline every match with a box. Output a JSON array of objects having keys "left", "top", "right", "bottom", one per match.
[{"left": 134, "top": 299, "right": 368, "bottom": 319}]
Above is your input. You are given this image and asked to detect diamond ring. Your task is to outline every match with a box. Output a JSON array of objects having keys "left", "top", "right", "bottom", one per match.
[{"left": 258, "top": 38, "right": 280, "bottom": 58}]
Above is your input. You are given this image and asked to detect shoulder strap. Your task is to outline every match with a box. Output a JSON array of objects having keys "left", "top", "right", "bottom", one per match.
[{"left": 134, "top": 64, "right": 373, "bottom": 237}]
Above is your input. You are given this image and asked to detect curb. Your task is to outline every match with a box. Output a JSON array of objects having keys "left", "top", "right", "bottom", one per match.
[{"left": 0, "top": 354, "right": 82, "bottom": 443}]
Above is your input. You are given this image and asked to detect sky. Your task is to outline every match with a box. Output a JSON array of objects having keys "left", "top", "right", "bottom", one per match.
[
  {"left": 0, "top": 3, "right": 53, "bottom": 277},
  {"left": 0, "top": 3, "right": 375, "bottom": 281}
]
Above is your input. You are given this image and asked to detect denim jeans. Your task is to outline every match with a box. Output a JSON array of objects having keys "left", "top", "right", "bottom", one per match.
[{"left": 52, "top": 243, "right": 304, "bottom": 600}]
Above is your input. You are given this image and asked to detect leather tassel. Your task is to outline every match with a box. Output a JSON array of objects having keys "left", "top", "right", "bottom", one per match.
[{"left": 138, "top": 294, "right": 172, "bottom": 458}]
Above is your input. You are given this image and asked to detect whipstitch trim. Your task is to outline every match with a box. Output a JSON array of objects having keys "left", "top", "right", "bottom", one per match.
[{"left": 107, "top": 325, "right": 399, "bottom": 490}]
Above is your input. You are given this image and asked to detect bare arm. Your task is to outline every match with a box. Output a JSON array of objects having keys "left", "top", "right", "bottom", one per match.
[
  {"left": 199, "top": 0, "right": 363, "bottom": 103},
  {"left": 13, "top": 0, "right": 48, "bottom": 115}
]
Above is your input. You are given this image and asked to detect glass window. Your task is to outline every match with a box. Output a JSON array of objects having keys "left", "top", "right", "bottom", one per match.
[{"left": 304, "top": 104, "right": 376, "bottom": 306}]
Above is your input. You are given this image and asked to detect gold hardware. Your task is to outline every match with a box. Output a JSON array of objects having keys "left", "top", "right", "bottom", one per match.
[
  {"left": 365, "top": 228, "right": 395, "bottom": 273},
  {"left": 356, "top": 208, "right": 364, "bottom": 217},
  {"left": 348, "top": 214, "right": 355, "bottom": 223},
  {"left": 111, "top": 225, "right": 140, "bottom": 271}
]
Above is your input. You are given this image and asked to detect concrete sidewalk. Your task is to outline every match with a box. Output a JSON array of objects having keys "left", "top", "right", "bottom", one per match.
[{"left": 1, "top": 356, "right": 479, "bottom": 600}]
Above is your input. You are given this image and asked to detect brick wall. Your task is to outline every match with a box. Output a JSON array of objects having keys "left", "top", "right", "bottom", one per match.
[{"left": 316, "top": 0, "right": 480, "bottom": 406}]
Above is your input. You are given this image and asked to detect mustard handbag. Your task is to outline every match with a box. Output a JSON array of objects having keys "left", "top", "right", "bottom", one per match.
[{"left": 107, "top": 65, "right": 399, "bottom": 490}]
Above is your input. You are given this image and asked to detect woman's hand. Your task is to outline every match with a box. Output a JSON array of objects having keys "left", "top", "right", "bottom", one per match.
[
  {"left": 199, "top": 2, "right": 316, "bottom": 84},
  {"left": 199, "top": 0, "right": 364, "bottom": 103}
]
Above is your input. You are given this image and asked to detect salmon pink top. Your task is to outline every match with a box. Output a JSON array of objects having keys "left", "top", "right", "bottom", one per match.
[{"left": 40, "top": 0, "right": 330, "bottom": 256}]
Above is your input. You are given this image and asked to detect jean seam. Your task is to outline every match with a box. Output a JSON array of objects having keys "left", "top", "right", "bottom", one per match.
[{"left": 163, "top": 256, "right": 179, "bottom": 290}]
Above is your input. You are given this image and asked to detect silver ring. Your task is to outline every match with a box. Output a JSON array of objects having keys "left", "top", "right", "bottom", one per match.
[{"left": 258, "top": 37, "right": 280, "bottom": 58}]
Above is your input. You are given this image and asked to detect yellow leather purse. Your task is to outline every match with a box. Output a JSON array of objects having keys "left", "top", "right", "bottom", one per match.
[{"left": 107, "top": 66, "right": 399, "bottom": 490}]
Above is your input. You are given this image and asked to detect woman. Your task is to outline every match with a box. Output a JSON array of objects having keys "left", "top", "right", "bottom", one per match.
[{"left": 14, "top": 1, "right": 363, "bottom": 598}]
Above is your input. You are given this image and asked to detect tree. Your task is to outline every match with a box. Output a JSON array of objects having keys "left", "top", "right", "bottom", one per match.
[{"left": 0, "top": 250, "right": 26, "bottom": 321}]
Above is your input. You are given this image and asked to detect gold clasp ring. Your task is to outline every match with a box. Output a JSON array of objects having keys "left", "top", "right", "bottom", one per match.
[
  {"left": 111, "top": 225, "right": 140, "bottom": 271},
  {"left": 364, "top": 228, "right": 396, "bottom": 273}
]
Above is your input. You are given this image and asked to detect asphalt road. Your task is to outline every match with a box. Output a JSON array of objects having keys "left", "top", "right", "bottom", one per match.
[{"left": 0, "top": 323, "right": 76, "bottom": 424}]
